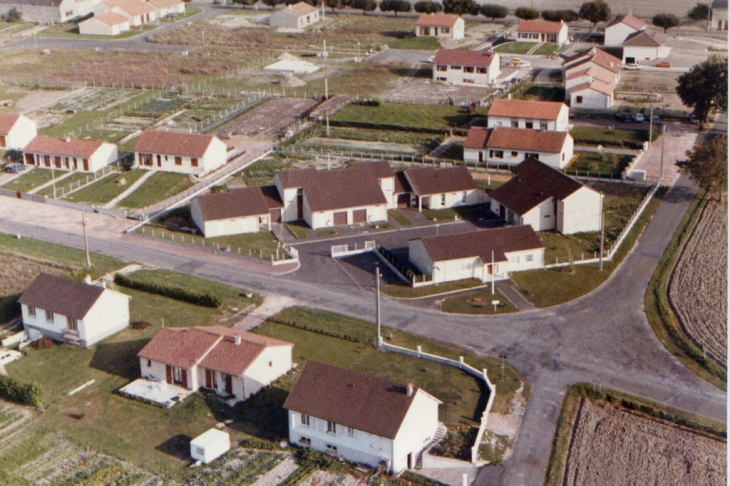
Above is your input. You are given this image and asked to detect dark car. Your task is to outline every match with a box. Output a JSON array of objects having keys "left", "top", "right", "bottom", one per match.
[
  {"left": 4, "top": 163, "right": 27, "bottom": 173},
  {"left": 615, "top": 113, "right": 631, "bottom": 122}
]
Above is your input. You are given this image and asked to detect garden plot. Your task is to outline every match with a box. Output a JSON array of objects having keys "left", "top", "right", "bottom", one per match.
[
  {"left": 185, "top": 449, "right": 287, "bottom": 485},
  {"left": 302, "top": 137, "right": 422, "bottom": 155},
  {"left": 563, "top": 399, "right": 726, "bottom": 485},
  {"left": 669, "top": 200, "right": 728, "bottom": 365},
  {"left": 43, "top": 87, "right": 139, "bottom": 114},
  {"left": 215, "top": 97, "right": 318, "bottom": 139}
]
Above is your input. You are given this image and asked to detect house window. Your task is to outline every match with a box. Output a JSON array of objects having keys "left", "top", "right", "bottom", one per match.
[
  {"left": 436, "top": 65, "right": 447, "bottom": 72},
  {"left": 562, "top": 153, "right": 566, "bottom": 161},
  {"left": 300, "top": 436, "right": 311, "bottom": 445},
  {"left": 347, "top": 426, "right": 355, "bottom": 437},
  {"left": 173, "top": 367, "right": 184, "bottom": 385},
  {"left": 463, "top": 78, "right": 475, "bottom": 84},
  {"left": 326, "top": 444, "right": 338, "bottom": 453},
  {"left": 576, "top": 96, "right": 584, "bottom": 104},
  {"left": 540, "top": 123, "right": 548, "bottom": 130},
  {"left": 464, "top": 66, "right": 474, "bottom": 73},
  {"left": 301, "top": 413, "right": 310, "bottom": 427},
  {"left": 489, "top": 150, "right": 504, "bottom": 159},
  {"left": 525, "top": 122, "right": 533, "bottom": 129},
  {"left": 28, "top": 306, "right": 36, "bottom": 317},
  {"left": 450, "top": 65, "right": 461, "bottom": 70},
  {"left": 526, "top": 153, "right": 540, "bottom": 160},
  {"left": 191, "top": 158, "right": 198, "bottom": 167},
  {"left": 461, "top": 191, "right": 467, "bottom": 203},
  {"left": 511, "top": 151, "right": 518, "bottom": 158},
  {"left": 68, "top": 317, "right": 78, "bottom": 332},
  {"left": 175, "top": 157, "right": 182, "bottom": 166},
  {"left": 442, "top": 27, "right": 450, "bottom": 34},
  {"left": 45, "top": 310, "right": 54, "bottom": 323},
  {"left": 196, "top": 447, "right": 204, "bottom": 455},
  {"left": 269, "top": 361, "right": 273, "bottom": 367},
  {"left": 440, "top": 194, "right": 446, "bottom": 206},
  {"left": 327, "top": 421, "right": 336, "bottom": 434},
  {"left": 526, "top": 254, "right": 534, "bottom": 262},
  {"left": 477, "top": 67, "right": 487, "bottom": 74},
  {"left": 147, "top": 359, "right": 152, "bottom": 367},
  {"left": 511, "top": 121, "right": 519, "bottom": 128},
  {"left": 436, "top": 77, "right": 447, "bottom": 82}
]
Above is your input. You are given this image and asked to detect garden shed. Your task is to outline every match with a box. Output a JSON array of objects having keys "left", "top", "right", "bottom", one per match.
[{"left": 190, "top": 429, "right": 230, "bottom": 464}]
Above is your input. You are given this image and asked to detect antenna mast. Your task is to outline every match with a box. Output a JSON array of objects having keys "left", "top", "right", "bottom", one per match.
[{"left": 321, "top": 2, "right": 331, "bottom": 170}]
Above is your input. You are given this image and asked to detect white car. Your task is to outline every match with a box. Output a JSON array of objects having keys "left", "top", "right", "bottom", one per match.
[
  {"left": 517, "top": 60, "right": 532, "bottom": 68},
  {"left": 623, "top": 63, "right": 640, "bottom": 70}
]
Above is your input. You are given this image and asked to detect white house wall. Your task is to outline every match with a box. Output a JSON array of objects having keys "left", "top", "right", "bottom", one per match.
[
  {"left": 241, "top": 345, "right": 293, "bottom": 400},
  {"left": 432, "top": 56, "right": 499, "bottom": 87},
  {"left": 408, "top": 239, "right": 434, "bottom": 277},
  {"left": 202, "top": 215, "right": 262, "bottom": 238},
  {"left": 3, "top": 116, "right": 36, "bottom": 150},
  {"left": 22, "top": 304, "right": 73, "bottom": 343},
  {"left": 520, "top": 198, "right": 556, "bottom": 232},
  {"left": 306, "top": 203, "right": 387, "bottom": 229},
  {"left": 432, "top": 256, "right": 484, "bottom": 284},
  {"left": 80, "top": 289, "right": 130, "bottom": 347},
  {"left": 469, "top": 145, "right": 570, "bottom": 169},
  {"left": 379, "top": 176, "right": 396, "bottom": 209},
  {"left": 605, "top": 23, "right": 640, "bottom": 46},
  {"left": 89, "top": 143, "right": 118, "bottom": 172},
  {"left": 140, "top": 357, "right": 169, "bottom": 383},
  {"left": 416, "top": 18, "right": 464, "bottom": 40},
  {"left": 79, "top": 18, "right": 121, "bottom": 35},
  {"left": 419, "top": 189, "right": 485, "bottom": 210},
  {"left": 558, "top": 186, "right": 602, "bottom": 234},
  {"left": 570, "top": 89, "right": 611, "bottom": 109},
  {"left": 623, "top": 45, "right": 671, "bottom": 63},
  {"left": 488, "top": 112, "right": 569, "bottom": 132},
  {"left": 391, "top": 391, "right": 440, "bottom": 474},
  {"left": 504, "top": 248, "right": 544, "bottom": 272}
]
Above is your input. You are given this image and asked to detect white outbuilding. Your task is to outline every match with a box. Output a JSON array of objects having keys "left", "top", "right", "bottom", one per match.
[
  {"left": 190, "top": 429, "right": 230, "bottom": 465},
  {"left": 79, "top": 12, "right": 130, "bottom": 36},
  {"left": 0, "top": 113, "right": 37, "bottom": 151}
]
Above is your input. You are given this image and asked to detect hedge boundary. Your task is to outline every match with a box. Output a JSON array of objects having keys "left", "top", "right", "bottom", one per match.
[
  {"left": 0, "top": 374, "right": 43, "bottom": 406},
  {"left": 114, "top": 274, "right": 221, "bottom": 308}
]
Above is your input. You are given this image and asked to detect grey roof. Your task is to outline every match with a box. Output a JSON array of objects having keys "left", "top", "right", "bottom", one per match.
[
  {"left": 19, "top": 273, "right": 105, "bottom": 320},
  {"left": 0, "top": 0, "right": 61, "bottom": 6}
]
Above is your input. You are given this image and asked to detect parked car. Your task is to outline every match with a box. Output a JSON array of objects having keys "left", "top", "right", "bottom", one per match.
[
  {"left": 657, "top": 61, "right": 672, "bottom": 68},
  {"left": 4, "top": 163, "right": 27, "bottom": 173},
  {"left": 631, "top": 113, "right": 645, "bottom": 122},
  {"left": 651, "top": 115, "right": 661, "bottom": 125},
  {"left": 623, "top": 63, "right": 640, "bottom": 70},
  {"left": 516, "top": 60, "right": 532, "bottom": 68},
  {"left": 689, "top": 113, "right": 699, "bottom": 124},
  {"left": 510, "top": 57, "right": 523, "bottom": 66},
  {"left": 615, "top": 113, "right": 631, "bottom": 122}
]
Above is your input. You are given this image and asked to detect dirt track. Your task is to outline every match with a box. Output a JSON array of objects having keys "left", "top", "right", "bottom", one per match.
[
  {"left": 564, "top": 399, "right": 726, "bottom": 486},
  {"left": 215, "top": 97, "right": 318, "bottom": 139}
]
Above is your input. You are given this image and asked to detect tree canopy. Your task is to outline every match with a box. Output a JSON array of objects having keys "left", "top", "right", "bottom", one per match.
[
  {"left": 379, "top": 0, "right": 411, "bottom": 16},
  {"left": 542, "top": 9, "right": 578, "bottom": 22},
  {"left": 414, "top": 0, "right": 442, "bottom": 13},
  {"left": 688, "top": 3, "right": 710, "bottom": 21},
  {"left": 652, "top": 13, "right": 681, "bottom": 33},
  {"left": 442, "top": 0, "right": 478, "bottom": 16},
  {"left": 677, "top": 135, "right": 728, "bottom": 199},
  {"left": 514, "top": 7, "right": 539, "bottom": 20},
  {"left": 480, "top": 4, "right": 507, "bottom": 21},
  {"left": 676, "top": 55, "right": 728, "bottom": 130},
  {"left": 579, "top": 0, "right": 611, "bottom": 26},
  {"left": 5, "top": 7, "right": 21, "bottom": 22},
  {"left": 352, "top": 0, "right": 376, "bottom": 13}
]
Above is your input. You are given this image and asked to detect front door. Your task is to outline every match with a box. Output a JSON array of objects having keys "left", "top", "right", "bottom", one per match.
[
  {"left": 499, "top": 204, "right": 505, "bottom": 219},
  {"left": 83, "top": 159, "right": 89, "bottom": 171},
  {"left": 157, "top": 155, "right": 162, "bottom": 167},
  {"left": 296, "top": 194, "right": 304, "bottom": 219},
  {"left": 407, "top": 453, "right": 413, "bottom": 469},
  {"left": 24, "top": 153, "right": 34, "bottom": 165},
  {"left": 0, "top": 135, "right": 5, "bottom": 148},
  {"left": 205, "top": 369, "right": 212, "bottom": 388},
  {"left": 44, "top": 155, "right": 50, "bottom": 167},
  {"left": 166, "top": 365, "right": 173, "bottom": 385},
  {"left": 224, "top": 374, "right": 232, "bottom": 394}
]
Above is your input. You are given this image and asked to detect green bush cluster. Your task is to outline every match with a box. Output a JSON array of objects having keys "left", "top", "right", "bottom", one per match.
[
  {"left": 400, "top": 472, "right": 449, "bottom": 486},
  {"left": 328, "top": 120, "right": 445, "bottom": 134},
  {"left": 353, "top": 98, "right": 381, "bottom": 107},
  {"left": 277, "top": 319, "right": 369, "bottom": 344},
  {"left": 239, "top": 437, "right": 282, "bottom": 451},
  {"left": 0, "top": 374, "right": 43, "bottom": 406},
  {"left": 114, "top": 274, "right": 221, "bottom": 308},
  {"left": 431, "top": 428, "right": 477, "bottom": 461}
]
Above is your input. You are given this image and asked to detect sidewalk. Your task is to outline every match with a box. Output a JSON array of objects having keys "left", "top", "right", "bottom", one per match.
[{"left": 234, "top": 295, "right": 299, "bottom": 331}]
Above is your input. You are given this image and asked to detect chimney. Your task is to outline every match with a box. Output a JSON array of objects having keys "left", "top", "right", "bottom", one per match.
[
  {"left": 507, "top": 93, "right": 512, "bottom": 100},
  {"left": 234, "top": 335, "right": 241, "bottom": 345},
  {"left": 84, "top": 274, "right": 92, "bottom": 285},
  {"left": 65, "top": 137, "right": 71, "bottom": 143},
  {"left": 406, "top": 382, "right": 414, "bottom": 397}
]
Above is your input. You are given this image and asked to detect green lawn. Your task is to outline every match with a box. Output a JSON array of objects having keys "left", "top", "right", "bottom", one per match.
[
  {"left": 35, "top": 171, "right": 96, "bottom": 198},
  {"left": 570, "top": 126, "right": 650, "bottom": 148},
  {"left": 331, "top": 103, "right": 475, "bottom": 131},
  {"left": 1, "top": 168, "right": 67, "bottom": 193},
  {"left": 532, "top": 43, "right": 559, "bottom": 56},
  {"left": 493, "top": 42, "right": 534, "bottom": 54},
  {"left": 117, "top": 172, "right": 192, "bottom": 209},
  {"left": 475, "top": 178, "right": 506, "bottom": 193},
  {"left": 241, "top": 155, "right": 291, "bottom": 187},
  {"left": 388, "top": 35, "right": 440, "bottom": 50},
  {"left": 508, "top": 83, "right": 566, "bottom": 102},
  {"left": 38, "top": 24, "right": 157, "bottom": 40},
  {"left": 66, "top": 170, "right": 145, "bottom": 204},
  {"left": 568, "top": 151, "right": 633, "bottom": 178},
  {"left": 388, "top": 209, "right": 412, "bottom": 227},
  {"left": 286, "top": 222, "right": 310, "bottom": 240},
  {"left": 441, "top": 289, "right": 518, "bottom": 315},
  {"left": 422, "top": 203, "right": 492, "bottom": 222},
  {"left": 382, "top": 279, "right": 484, "bottom": 298}
]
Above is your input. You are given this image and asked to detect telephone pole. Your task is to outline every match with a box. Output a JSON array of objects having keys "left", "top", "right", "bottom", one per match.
[
  {"left": 82, "top": 209, "right": 91, "bottom": 267},
  {"left": 375, "top": 263, "right": 382, "bottom": 348}
]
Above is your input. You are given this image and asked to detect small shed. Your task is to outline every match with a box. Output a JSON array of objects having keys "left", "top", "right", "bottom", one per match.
[{"left": 190, "top": 429, "right": 230, "bottom": 464}]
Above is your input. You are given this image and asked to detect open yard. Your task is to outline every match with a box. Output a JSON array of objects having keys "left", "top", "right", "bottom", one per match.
[
  {"left": 570, "top": 126, "right": 652, "bottom": 149},
  {"left": 568, "top": 151, "right": 634, "bottom": 178},
  {"left": 332, "top": 103, "right": 474, "bottom": 131},
  {"left": 493, "top": 42, "right": 534, "bottom": 54},
  {"left": 669, "top": 200, "right": 727, "bottom": 366},
  {"left": 117, "top": 172, "right": 193, "bottom": 209},
  {"left": 441, "top": 289, "right": 517, "bottom": 315},
  {"left": 1, "top": 168, "right": 66, "bottom": 193}
]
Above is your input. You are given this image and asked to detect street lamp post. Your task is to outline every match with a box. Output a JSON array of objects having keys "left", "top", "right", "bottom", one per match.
[
  {"left": 201, "top": 30, "right": 205, "bottom": 47},
  {"left": 357, "top": 42, "right": 360, "bottom": 62}
]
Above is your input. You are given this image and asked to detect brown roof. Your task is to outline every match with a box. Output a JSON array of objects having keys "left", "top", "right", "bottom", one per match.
[
  {"left": 570, "top": 78, "right": 615, "bottom": 97},
  {"left": 489, "top": 158, "right": 586, "bottom": 215},
  {"left": 347, "top": 160, "right": 395, "bottom": 180},
  {"left": 24, "top": 135, "right": 105, "bottom": 158},
  {"left": 563, "top": 48, "right": 621, "bottom": 74},
  {"left": 134, "top": 130, "right": 216, "bottom": 158},
  {"left": 276, "top": 168, "right": 317, "bottom": 189},
  {"left": 138, "top": 328, "right": 221, "bottom": 369},
  {"left": 94, "top": 12, "right": 129, "bottom": 25},
  {"left": 516, "top": 20, "right": 564, "bottom": 34},
  {"left": 18, "top": 273, "right": 107, "bottom": 320},
  {"left": 305, "top": 167, "right": 386, "bottom": 211},
  {"left": 416, "top": 13, "right": 461, "bottom": 27},
  {"left": 394, "top": 171, "right": 411, "bottom": 194},
  {"left": 433, "top": 49, "right": 497, "bottom": 68},
  {"left": 623, "top": 29, "right": 666, "bottom": 47},
  {"left": 197, "top": 326, "right": 292, "bottom": 376},
  {"left": 103, "top": 0, "right": 155, "bottom": 16},
  {"left": 194, "top": 186, "right": 282, "bottom": 222},
  {"left": 465, "top": 127, "right": 569, "bottom": 154},
  {"left": 488, "top": 99, "right": 566, "bottom": 121},
  {"left": 607, "top": 13, "right": 646, "bottom": 30},
  {"left": 283, "top": 1, "right": 318, "bottom": 16},
  {"left": 0, "top": 113, "right": 20, "bottom": 135},
  {"left": 283, "top": 361, "right": 436, "bottom": 440},
  {"left": 416, "top": 225, "right": 542, "bottom": 263},
  {"left": 404, "top": 166, "right": 476, "bottom": 196}
]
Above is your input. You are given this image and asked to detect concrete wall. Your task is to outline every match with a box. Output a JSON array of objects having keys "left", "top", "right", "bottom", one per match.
[
  {"left": 416, "top": 18, "right": 464, "bottom": 40},
  {"left": 605, "top": 22, "right": 640, "bottom": 46},
  {"left": 570, "top": 88, "right": 612, "bottom": 110},
  {"left": 559, "top": 186, "right": 602, "bottom": 234}
]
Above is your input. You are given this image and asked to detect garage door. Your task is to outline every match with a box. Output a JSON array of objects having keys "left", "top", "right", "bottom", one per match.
[
  {"left": 333, "top": 211, "right": 348, "bottom": 226},
  {"left": 352, "top": 209, "right": 367, "bottom": 224},
  {"left": 397, "top": 194, "right": 410, "bottom": 208},
  {"left": 269, "top": 208, "right": 281, "bottom": 223}
]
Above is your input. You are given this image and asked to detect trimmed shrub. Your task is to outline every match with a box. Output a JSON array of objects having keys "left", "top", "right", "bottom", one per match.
[
  {"left": 114, "top": 274, "right": 222, "bottom": 308},
  {"left": 0, "top": 375, "right": 43, "bottom": 406}
]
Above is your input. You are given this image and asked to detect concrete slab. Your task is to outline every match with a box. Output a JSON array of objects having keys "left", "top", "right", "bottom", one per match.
[{"left": 119, "top": 378, "right": 191, "bottom": 408}]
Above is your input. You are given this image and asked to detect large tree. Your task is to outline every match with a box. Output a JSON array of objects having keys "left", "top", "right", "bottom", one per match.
[
  {"left": 688, "top": 2, "right": 710, "bottom": 21},
  {"left": 352, "top": 0, "right": 376, "bottom": 14},
  {"left": 379, "top": 0, "right": 410, "bottom": 16},
  {"left": 414, "top": 0, "right": 442, "bottom": 13},
  {"left": 677, "top": 135, "right": 728, "bottom": 199},
  {"left": 652, "top": 13, "right": 681, "bottom": 33},
  {"left": 480, "top": 4, "right": 507, "bottom": 22},
  {"left": 514, "top": 7, "right": 539, "bottom": 20},
  {"left": 676, "top": 55, "right": 728, "bottom": 130},
  {"left": 542, "top": 9, "right": 578, "bottom": 22},
  {"left": 442, "top": 0, "right": 478, "bottom": 16},
  {"left": 5, "top": 7, "right": 21, "bottom": 22},
  {"left": 579, "top": 0, "right": 611, "bottom": 27}
]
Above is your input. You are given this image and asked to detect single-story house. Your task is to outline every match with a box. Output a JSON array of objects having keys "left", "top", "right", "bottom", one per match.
[
  {"left": 622, "top": 29, "right": 671, "bottom": 63},
  {"left": 269, "top": 2, "right": 319, "bottom": 29},
  {"left": 284, "top": 361, "right": 443, "bottom": 475},
  {"left": 134, "top": 130, "right": 227, "bottom": 176},
  {"left": 409, "top": 225, "right": 544, "bottom": 283},
  {"left": 0, "top": 113, "right": 37, "bottom": 150},
  {"left": 487, "top": 99, "right": 570, "bottom": 132},
  {"left": 432, "top": 49, "right": 501, "bottom": 87},
  {"left": 464, "top": 126, "right": 574, "bottom": 169},
  {"left": 711, "top": 0, "right": 728, "bottom": 30},
  {"left": 138, "top": 325, "right": 293, "bottom": 403},
  {"left": 95, "top": 0, "right": 157, "bottom": 27},
  {"left": 0, "top": 0, "right": 96, "bottom": 23},
  {"left": 515, "top": 20, "right": 568, "bottom": 45},
  {"left": 489, "top": 158, "right": 603, "bottom": 234},
  {"left": 79, "top": 12, "right": 130, "bottom": 36},
  {"left": 18, "top": 273, "right": 131, "bottom": 348},
  {"left": 148, "top": 0, "right": 185, "bottom": 18},
  {"left": 23, "top": 135, "right": 118, "bottom": 172},
  {"left": 402, "top": 166, "right": 485, "bottom": 211},
  {"left": 563, "top": 48, "right": 621, "bottom": 108},
  {"left": 415, "top": 13, "right": 464, "bottom": 40},
  {"left": 604, "top": 13, "right": 646, "bottom": 46},
  {"left": 190, "top": 186, "right": 283, "bottom": 237}
]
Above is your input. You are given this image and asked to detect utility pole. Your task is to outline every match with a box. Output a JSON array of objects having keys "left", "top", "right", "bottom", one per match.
[
  {"left": 648, "top": 101, "right": 654, "bottom": 149},
  {"left": 491, "top": 250, "right": 495, "bottom": 295},
  {"left": 659, "top": 124, "right": 666, "bottom": 185},
  {"left": 599, "top": 207, "right": 605, "bottom": 271},
  {"left": 375, "top": 263, "right": 381, "bottom": 348},
  {"left": 82, "top": 209, "right": 91, "bottom": 267},
  {"left": 321, "top": 3, "right": 331, "bottom": 171}
]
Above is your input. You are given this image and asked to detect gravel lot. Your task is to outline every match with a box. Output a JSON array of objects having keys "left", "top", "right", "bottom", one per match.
[
  {"left": 215, "top": 97, "right": 318, "bottom": 139},
  {"left": 669, "top": 200, "right": 728, "bottom": 365},
  {"left": 564, "top": 399, "right": 727, "bottom": 486}
]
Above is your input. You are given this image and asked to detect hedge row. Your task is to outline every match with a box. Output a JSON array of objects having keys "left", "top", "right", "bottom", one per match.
[
  {"left": 0, "top": 374, "right": 43, "bottom": 406},
  {"left": 572, "top": 138, "right": 646, "bottom": 150},
  {"left": 328, "top": 120, "right": 445, "bottom": 134},
  {"left": 114, "top": 274, "right": 222, "bottom": 308},
  {"left": 276, "top": 320, "right": 370, "bottom": 345}
]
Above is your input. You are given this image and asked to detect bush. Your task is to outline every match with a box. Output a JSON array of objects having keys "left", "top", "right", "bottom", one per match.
[
  {"left": 5, "top": 8, "right": 21, "bottom": 22},
  {"left": 688, "top": 3, "right": 710, "bottom": 21},
  {"left": 431, "top": 427, "right": 477, "bottom": 461},
  {"left": 542, "top": 9, "right": 578, "bottom": 22},
  {"left": 353, "top": 98, "right": 381, "bottom": 106},
  {"left": 239, "top": 437, "right": 282, "bottom": 450},
  {"left": 114, "top": 273, "right": 222, "bottom": 308},
  {"left": 0, "top": 375, "right": 43, "bottom": 406},
  {"left": 414, "top": 0, "right": 442, "bottom": 13},
  {"left": 130, "top": 320, "right": 152, "bottom": 330},
  {"left": 32, "top": 336, "right": 54, "bottom": 350},
  {"left": 515, "top": 6, "right": 539, "bottom": 20}
]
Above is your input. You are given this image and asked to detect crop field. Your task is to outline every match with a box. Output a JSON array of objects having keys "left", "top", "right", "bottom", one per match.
[
  {"left": 215, "top": 97, "right": 318, "bottom": 139},
  {"left": 44, "top": 87, "right": 139, "bottom": 114},
  {"left": 669, "top": 201, "right": 727, "bottom": 366},
  {"left": 562, "top": 398, "right": 726, "bottom": 485},
  {"left": 0, "top": 252, "right": 69, "bottom": 323}
]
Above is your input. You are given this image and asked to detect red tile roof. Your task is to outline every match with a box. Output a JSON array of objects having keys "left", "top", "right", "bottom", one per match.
[
  {"left": 134, "top": 130, "right": 216, "bottom": 158},
  {"left": 433, "top": 49, "right": 497, "bottom": 68},
  {"left": 403, "top": 166, "right": 476, "bottom": 196},
  {"left": 416, "top": 225, "right": 542, "bottom": 263},
  {"left": 18, "top": 273, "right": 108, "bottom": 320},
  {"left": 607, "top": 13, "right": 646, "bottom": 30},
  {"left": 416, "top": 13, "right": 461, "bottom": 27},
  {"left": 488, "top": 99, "right": 566, "bottom": 121},
  {"left": 563, "top": 48, "right": 621, "bottom": 74},
  {"left": 23, "top": 135, "right": 105, "bottom": 158},
  {"left": 516, "top": 20, "right": 564, "bottom": 34},
  {"left": 194, "top": 186, "right": 282, "bottom": 222},
  {"left": 103, "top": 0, "right": 155, "bottom": 16},
  {"left": 465, "top": 127, "right": 569, "bottom": 153},
  {"left": 94, "top": 12, "right": 129, "bottom": 25},
  {"left": 489, "top": 158, "right": 587, "bottom": 215},
  {"left": 284, "top": 361, "right": 438, "bottom": 440},
  {"left": 564, "top": 66, "right": 615, "bottom": 84},
  {"left": 623, "top": 29, "right": 666, "bottom": 47},
  {"left": 570, "top": 79, "right": 615, "bottom": 97},
  {"left": 0, "top": 113, "right": 20, "bottom": 135},
  {"left": 138, "top": 328, "right": 220, "bottom": 369},
  {"left": 197, "top": 326, "right": 292, "bottom": 376}
]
